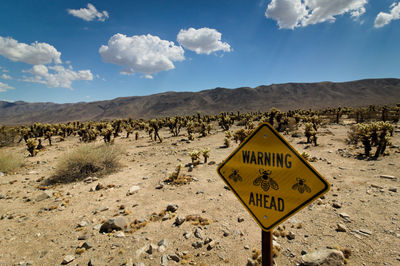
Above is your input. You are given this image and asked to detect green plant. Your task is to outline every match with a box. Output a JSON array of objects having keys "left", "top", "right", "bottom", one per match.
[
  {"left": 45, "top": 144, "right": 122, "bottom": 184},
  {"left": 201, "top": 148, "right": 210, "bottom": 163},
  {"left": 0, "top": 151, "right": 24, "bottom": 173},
  {"left": 26, "top": 138, "right": 38, "bottom": 156},
  {"left": 189, "top": 150, "right": 201, "bottom": 165},
  {"left": 348, "top": 121, "right": 394, "bottom": 158}
]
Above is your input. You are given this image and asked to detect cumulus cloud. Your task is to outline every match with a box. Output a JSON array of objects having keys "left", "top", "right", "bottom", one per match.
[
  {"left": 99, "top": 33, "right": 185, "bottom": 78},
  {"left": 0, "top": 36, "right": 61, "bottom": 65},
  {"left": 23, "top": 65, "right": 93, "bottom": 89},
  {"left": 374, "top": 2, "right": 400, "bottom": 28},
  {"left": 67, "top": 3, "right": 109, "bottom": 22},
  {"left": 0, "top": 81, "right": 15, "bottom": 92},
  {"left": 177, "top": 27, "right": 231, "bottom": 55},
  {"left": 265, "top": 0, "right": 367, "bottom": 29},
  {"left": 1, "top": 74, "right": 12, "bottom": 80}
]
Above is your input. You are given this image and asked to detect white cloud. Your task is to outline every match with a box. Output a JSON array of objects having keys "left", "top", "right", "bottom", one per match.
[
  {"left": 23, "top": 65, "right": 93, "bottom": 89},
  {"left": 1, "top": 74, "right": 12, "bottom": 80},
  {"left": 99, "top": 33, "right": 185, "bottom": 76},
  {"left": 0, "top": 36, "right": 61, "bottom": 65},
  {"left": 374, "top": 2, "right": 400, "bottom": 28},
  {"left": 0, "top": 81, "right": 15, "bottom": 92},
  {"left": 265, "top": 0, "right": 368, "bottom": 29},
  {"left": 67, "top": 3, "right": 109, "bottom": 22},
  {"left": 177, "top": 27, "right": 231, "bottom": 55}
]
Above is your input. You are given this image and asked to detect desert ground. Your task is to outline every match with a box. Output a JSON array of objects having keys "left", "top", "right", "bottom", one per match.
[{"left": 0, "top": 121, "right": 399, "bottom": 265}]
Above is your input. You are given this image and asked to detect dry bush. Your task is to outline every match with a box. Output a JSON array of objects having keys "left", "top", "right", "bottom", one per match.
[
  {"left": 0, "top": 151, "right": 24, "bottom": 173},
  {"left": 45, "top": 144, "right": 122, "bottom": 184},
  {"left": 0, "top": 127, "right": 18, "bottom": 147}
]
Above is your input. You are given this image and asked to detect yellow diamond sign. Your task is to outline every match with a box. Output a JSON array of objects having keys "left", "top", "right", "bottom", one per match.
[{"left": 217, "top": 122, "right": 330, "bottom": 231}]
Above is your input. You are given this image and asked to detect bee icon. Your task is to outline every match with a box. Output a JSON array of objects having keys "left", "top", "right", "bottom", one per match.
[
  {"left": 292, "top": 178, "right": 311, "bottom": 193},
  {"left": 229, "top": 169, "right": 242, "bottom": 182},
  {"left": 253, "top": 169, "right": 279, "bottom": 192}
]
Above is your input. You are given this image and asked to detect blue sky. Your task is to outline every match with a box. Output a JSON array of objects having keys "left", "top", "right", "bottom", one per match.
[{"left": 0, "top": 0, "right": 399, "bottom": 103}]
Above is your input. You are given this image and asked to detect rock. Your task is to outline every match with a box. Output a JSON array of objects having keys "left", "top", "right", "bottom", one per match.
[
  {"left": 300, "top": 248, "right": 344, "bottom": 265},
  {"left": 273, "top": 240, "right": 281, "bottom": 250},
  {"left": 99, "top": 216, "right": 128, "bottom": 233},
  {"left": 95, "top": 183, "right": 104, "bottom": 190},
  {"left": 174, "top": 216, "right": 185, "bottom": 226},
  {"left": 222, "top": 229, "right": 230, "bottom": 237},
  {"left": 78, "top": 234, "right": 88, "bottom": 240},
  {"left": 207, "top": 240, "right": 216, "bottom": 251},
  {"left": 155, "top": 184, "right": 164, "bottom": 189},
  {"left": 238, "top": 217, "right": 245, "bottom": 223},
  {"left": 77, "top": 220, "right": 89, "bottom": 227},
  {"left": 0, "top": 172, "right": 4, "bottom": 177},
  {"left": 194, "top": 227, "right": 203, "bottom": 239},
  {"left": 389, "top": 187, "right": 397, "bottom": 192},
  {"left": 158, "top": 245, "right": 166, "bottom": 253},
  {"left": 168, "top": 254, "right": 180, "bottom": 262},
  {"left": 158, "top": 238, "right": 168, "bottom": 247},
  {"left": 359, "top": 229, "right": 372, "bottom": 236},
  {"left": 247, "top": 258, "right": 257, "bottom": 266},
  {"left": 208, "top": 161, "right": 216, "bottom": 165},
  {"left": 18, "top": 261, "right": 33, "bottom": 266},
  {"left": 61, "top": 255, "right": 75, "bottom": 265},
  {"left": 332, "top": 202, "right": 342, "bottom": 209},
  {"left": 81, "top": 242, "right": 93, "bottom": 250},
  {"left": 203, "top": 237, "right": 213, "bottom": 245},
  {"left": 126, "top": 185, "right": 140, "bottom": 195},
  {"left": 287, "top": 231, "right": 295, "bottom": 240},
  {"left": 136, "top": 245, "right": 147, "bottom": 258},
  {"left": 35, "top": 191, "right": 52, "bottom": 202},
  {"left": 192, "top": 241, "right": 203, "bottom": 249},
  {"left": 162, "top": 214, "right": 170, "bottom": 221},
  {"left": 336, "top": 223, "right": 347, "bottom": 232},
  {"left": 223, "top": 185, "right": 231, "bottom": 191},
  {"left": 339, "top": 213, "right": 350, "bottom": 220},
  {"left": 161, "top": 255, "right": 169, "bottom": 266},
  {"left": 166, "top": 204, "right": 178, "bottom": 212},
  {"left": 184, "top": 231, "right": 192, "bottom": 239},
  {"left": 115, "top": 231, "right": 125, "bottom": 238},
  {"left": 244, "top": 245, "right": 250, "bottom": 250},
  {"left": 380, "top": 175, "right": 397, "bottom": 180},
  {"left": 147, "top": 244, "right": 158, "bottom": 254}
]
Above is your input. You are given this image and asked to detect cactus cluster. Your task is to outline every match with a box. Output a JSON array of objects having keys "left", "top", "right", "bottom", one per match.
[{"left": 348, "top": 121, "right": 394, "bottom": 158}]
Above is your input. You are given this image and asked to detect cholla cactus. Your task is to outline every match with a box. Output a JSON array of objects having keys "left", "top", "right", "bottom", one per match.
[
  {"left": 224, "top": 137, "right": 231, "bottom": 147},
  {"left": 100, "top": 124, "right": 113, "bottom": 143},
  {"left": 26, "top": 138, "right": 38, "bottom": 157},
  {"left": 201, "top": 148, "right": 211, "bottom": 163},
  {"left": 233, "top": 128, "right": 251, "bottom": 143},
  {"left": 348, "top": 121, "right": 394, "bottom": 158},
  {"left": 149, "top": 119, "right": 162, "bottom": 143},
  {"left": 304, "top": 122, "right": 317, "bottom": 146},
  {"left": 189, "top": 150, "right": 201, "bottom": 165}
]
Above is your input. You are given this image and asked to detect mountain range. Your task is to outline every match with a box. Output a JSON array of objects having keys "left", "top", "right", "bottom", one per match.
[{"left": 1, "top": 78, "right": 400, "bottom": 125}]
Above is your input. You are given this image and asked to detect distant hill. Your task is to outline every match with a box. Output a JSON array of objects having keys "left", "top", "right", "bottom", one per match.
[{"left": 1, "top": 78, "right": 400, "bottom": 125}]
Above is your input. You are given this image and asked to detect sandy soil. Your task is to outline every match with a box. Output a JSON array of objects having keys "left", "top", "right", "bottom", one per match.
[{"left": 0, "top": 121, "right": 399, "bottom": 266}]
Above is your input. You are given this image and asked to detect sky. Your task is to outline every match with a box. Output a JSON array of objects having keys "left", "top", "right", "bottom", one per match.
[{"left": 0, "top": 0, "right": 400, "bottom": 103}]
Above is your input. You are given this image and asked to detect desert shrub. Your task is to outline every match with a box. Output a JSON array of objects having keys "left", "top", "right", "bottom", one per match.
[
  {"left": 201, "top": 148, "right": 210, "bottom": 163},
  {"left": 0, "top": 126, "right": 18, "bottom": 147},
  {"left": 0, "top": 151, "right": 24, "bottom": 173},
  {"left": 46, "top": 144, "right": 122, "bottom": 184},
  {"left": 347, "top": 121, "right": 394, "bottom": 158}
]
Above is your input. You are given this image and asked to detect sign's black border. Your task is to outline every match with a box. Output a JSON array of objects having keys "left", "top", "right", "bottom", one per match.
[{"left": 217, "top": 122, "right": 330, "bottom": 231}]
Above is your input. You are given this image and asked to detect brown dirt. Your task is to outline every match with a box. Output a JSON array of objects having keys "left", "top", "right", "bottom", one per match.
[{"left": 0, "top": 121, "right": 399, "bottom": 265}]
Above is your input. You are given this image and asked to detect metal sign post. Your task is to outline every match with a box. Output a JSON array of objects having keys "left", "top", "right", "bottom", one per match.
[{"left": 262, "top": 230, "right": 273, "bottom": 266}]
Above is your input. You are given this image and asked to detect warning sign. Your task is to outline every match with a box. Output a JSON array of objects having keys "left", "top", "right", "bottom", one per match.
[{"left": 217, "top": 122, "right": 330, "bottom": 231}]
